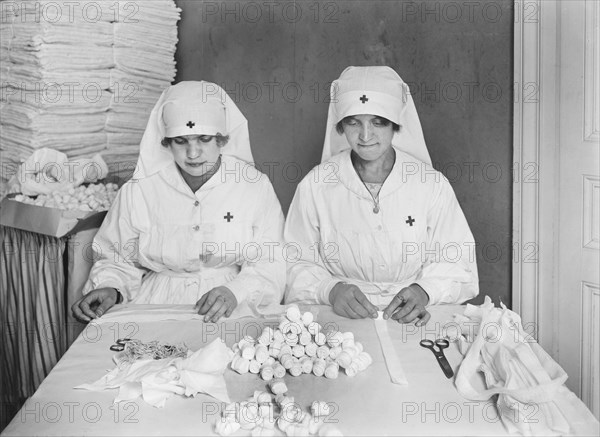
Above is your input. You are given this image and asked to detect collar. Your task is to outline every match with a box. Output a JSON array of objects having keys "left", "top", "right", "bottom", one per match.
[
  {"left": 334, "top": 147, "right": 416, "bottom": 199},
  {"left": 159, "top": 155, "right": 247, "bottom": 196},
  {"left": 176, "top": 155, "right": 222, "bottom": 193}
]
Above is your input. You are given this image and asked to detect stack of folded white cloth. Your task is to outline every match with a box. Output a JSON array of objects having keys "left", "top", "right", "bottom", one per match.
[
  {"left": 0, "top": 0, "right": 180, "bottom": 181},
  {"left": 105, "top": 0, "right": 180, "bottom": 167}
]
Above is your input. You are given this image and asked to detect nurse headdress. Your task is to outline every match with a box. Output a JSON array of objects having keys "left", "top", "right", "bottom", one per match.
[
  {"left": 321, "top": 66, "right": 431, "bottom": 165},
  {"left": 134, "top": 81, "right": 254, "bottom": 179}
]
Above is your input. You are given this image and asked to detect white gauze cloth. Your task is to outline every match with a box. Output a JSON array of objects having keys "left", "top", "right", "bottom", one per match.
[
  {"left": 75, "top": 339, "right": 233, "bottom": 408},
  {"left": 88, "top": 303, "right": 286, "bottom": 324},
  {"left": 453, "top": 296, "right": 599, "bottom": 436}
]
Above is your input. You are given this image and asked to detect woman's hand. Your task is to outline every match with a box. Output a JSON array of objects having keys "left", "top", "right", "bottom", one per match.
[
  {"left": 71, "top": 288, "right": 120, "bottom": 323},
  {"left": 329, "top": 282, "right": 379, "bottom": 319},
  {"left": 383, "top": 284, "right": 431, "bottom": 326},
  {"left": 195, "top": 286, "right": 238, "bottom": 322}
]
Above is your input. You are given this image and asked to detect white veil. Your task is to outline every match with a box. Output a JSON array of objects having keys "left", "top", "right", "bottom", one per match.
[
  {"left": 134, "top": 81, "right": 254, "bottom": 179},
  {"left": 321, "top": 66, "right": 431, "bottom": 165}
]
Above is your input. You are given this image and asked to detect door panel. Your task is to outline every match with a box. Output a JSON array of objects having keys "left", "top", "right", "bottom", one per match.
[{"left": 557, "top": 0, "right": 600, "bottom": 418}]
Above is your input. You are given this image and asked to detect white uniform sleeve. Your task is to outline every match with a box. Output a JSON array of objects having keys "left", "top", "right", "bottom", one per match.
[
  {"left": 82, "top": 183, "right": 147, "bottom": 302},
  {"left": 224, "top": 176, "right": 286, "bottom": 306},
  {"left": 284, "top": 179, "right": 339, "bottom": 305},
  {"left": 414, "top": 178, "right": 479, "bottom": 304}
]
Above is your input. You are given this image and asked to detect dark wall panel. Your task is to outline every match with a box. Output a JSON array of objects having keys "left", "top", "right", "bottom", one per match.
[{"left": 174, "top": 0, "right": 513, "bottom": 306}]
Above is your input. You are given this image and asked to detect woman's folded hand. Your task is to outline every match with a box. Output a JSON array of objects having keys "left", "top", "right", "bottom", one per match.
[
  {"left": 71, "top": 287, "right": 120, "bottom": 323},
  {"left": 329, "top": 282, "right": 379, "bottom": 319},
  {"left": 195, "top": 286, "right": 238, "bottom": 322},
  {"left": 383, "top": 284, "right": 431, "bottom": 326}
]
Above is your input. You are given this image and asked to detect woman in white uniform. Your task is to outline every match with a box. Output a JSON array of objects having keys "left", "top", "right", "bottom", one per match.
[
  {"left": 72, "top": 81, "right": 286, "bottom": 323},
  {"left": 284, "top": 66, "right": 479, "bottom": 325}
]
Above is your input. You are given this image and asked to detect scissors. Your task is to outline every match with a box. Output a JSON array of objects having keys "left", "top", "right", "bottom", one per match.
[
  {"left": 109, "top": 338, "right": 132, "bottom": 352},
  {"left": 419, "top": 339, "right": 454, "bottom": 379}
]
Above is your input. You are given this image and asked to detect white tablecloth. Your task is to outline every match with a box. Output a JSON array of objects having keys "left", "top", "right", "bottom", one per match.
[{"left": 1, "top": 304, "right": 596, "bottom": 436}]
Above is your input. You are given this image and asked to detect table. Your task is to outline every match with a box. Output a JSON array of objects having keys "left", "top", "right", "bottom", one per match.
[{"left": 2, "top": 304, "right": 598, "bottom": 436}]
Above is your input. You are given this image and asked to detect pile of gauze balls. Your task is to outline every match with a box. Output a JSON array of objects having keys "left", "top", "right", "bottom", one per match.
[
  {"left": 13, "top": 183, "right": 118, "bottom": 212},
  {"left": 230, "top": 305, "right": 372, "bottom": 379},
  {"left": 215, "top": 378, "right": 343, "bottom": 436}
]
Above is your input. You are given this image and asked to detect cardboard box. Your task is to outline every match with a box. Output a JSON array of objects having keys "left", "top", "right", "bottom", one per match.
[{"left": 0, "top": 195, "right": 107, "bottom": 238}]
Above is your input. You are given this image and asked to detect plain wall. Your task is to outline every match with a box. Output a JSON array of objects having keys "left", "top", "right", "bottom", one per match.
[{"left": 174, "top": 0, "right": 513, "bottom": 306}]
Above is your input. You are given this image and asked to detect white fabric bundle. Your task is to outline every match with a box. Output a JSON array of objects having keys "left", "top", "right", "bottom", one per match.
[
  {"left": 454, "top": 296, "right": 600, "bottom": 436},
  {"left": 76, "top": 339, "right": 233, "bottom": 408},
  {"left": 0, "top": 0, "right": 181, "bottom": 180}
]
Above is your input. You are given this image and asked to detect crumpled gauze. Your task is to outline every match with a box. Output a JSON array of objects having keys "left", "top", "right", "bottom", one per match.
[{"left": 75, "top": 339, "right": 234, "bottom": 408}]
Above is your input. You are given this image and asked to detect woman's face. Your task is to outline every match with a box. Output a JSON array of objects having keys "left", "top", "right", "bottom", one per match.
[
  {"left": 342, "top": 114, "right": 394, "bottom": 162},
  {"left": 169, "top": 135, "right": 220, "bottom": 177}
]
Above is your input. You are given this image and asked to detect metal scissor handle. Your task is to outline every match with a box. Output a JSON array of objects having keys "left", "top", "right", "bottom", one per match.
[
  {"left": 420, "top": 338, "right": 449, "bottom": 350},
  {"left": 109, "top": 338, "right": 132, "bottom": 352},
  {"left": 420, "top": 339, "right": 454, "bottom": 378}
]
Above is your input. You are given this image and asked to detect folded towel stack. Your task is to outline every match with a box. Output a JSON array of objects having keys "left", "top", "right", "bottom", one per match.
[
  {"left": 105, "top": 0, "right": 180, "bottom": 169},
  {"left": 1, "top": 0, "right": 181, "bottom": 181}
]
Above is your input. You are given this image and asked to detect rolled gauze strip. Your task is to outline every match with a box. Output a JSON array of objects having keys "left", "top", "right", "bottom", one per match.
[{"left": 374, "top": 311, "right": 408, "bottom": 384}]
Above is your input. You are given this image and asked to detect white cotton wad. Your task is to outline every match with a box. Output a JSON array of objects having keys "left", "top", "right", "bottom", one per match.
[
  {"left": 9, "top": 148, "right": 109, "bottom": 196},
  {"left": 227, "top": 308, "right": 372, "bottom": 381},
  {"left": 75, "top": 339, "right": 234, "bottom": 407}
]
